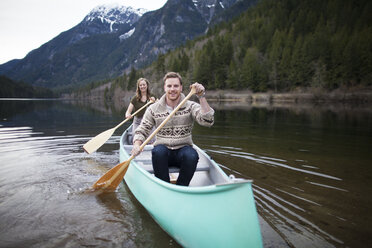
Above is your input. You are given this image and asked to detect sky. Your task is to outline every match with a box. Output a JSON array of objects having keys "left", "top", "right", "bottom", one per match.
[{"left": 0, "top": 0, "right": 168, "bottom": 64}]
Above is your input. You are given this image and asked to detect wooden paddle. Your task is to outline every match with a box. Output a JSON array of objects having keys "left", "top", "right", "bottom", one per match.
[
  {"left": 92, "top": 86, "right": 197, "bottom": 191},
  {"left": 83, "top": 99, "right": 154, "bottom": 154}
]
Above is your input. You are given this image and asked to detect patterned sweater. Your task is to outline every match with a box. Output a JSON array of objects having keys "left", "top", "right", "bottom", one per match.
[{"left": 133, "top": 93, "right": 214, "bottom": 149}]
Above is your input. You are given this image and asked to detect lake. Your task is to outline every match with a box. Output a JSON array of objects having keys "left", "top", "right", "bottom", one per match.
[{"left": 0, "top": 98, "right": 371, "bottom": 247}]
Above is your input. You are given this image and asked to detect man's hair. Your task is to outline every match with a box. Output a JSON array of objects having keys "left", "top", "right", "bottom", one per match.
[{"left": 163, "top": 72, "right": 182, "bottom": 85}]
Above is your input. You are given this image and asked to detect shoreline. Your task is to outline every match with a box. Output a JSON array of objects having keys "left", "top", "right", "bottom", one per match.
[
  {"left": 60, "top": 85, "right": 372, "bottom": 114},
  {"left": 61, "top": 88, "right": 372, "bottom": 104},
  {"left": 205, "top": 88, "right": 372, "bottom": 104}
]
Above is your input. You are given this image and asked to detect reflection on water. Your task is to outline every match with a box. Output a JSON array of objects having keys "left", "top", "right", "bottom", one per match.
[
  {"left": 193, "top": 104, "right": 372, "bottom": 248},
  {"left": 0, "top": 100, "right": 177, "bottom": 248},
  {"left": 207, "top": 147, "right": 342, "bottom": 180},
  {"left": 0, "top": 99, "right": 371, "bottom": 247},
  {"left": 208, "top": 146, "right": 343, "bottom": 247}
]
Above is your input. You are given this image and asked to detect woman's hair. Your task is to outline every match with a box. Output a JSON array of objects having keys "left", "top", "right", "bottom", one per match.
[
  {"left": 136, "top": 78, "right": 151, "bottom": 101},
  {"left": 163, "top": 72, "right": 183, "bottom": 85}
]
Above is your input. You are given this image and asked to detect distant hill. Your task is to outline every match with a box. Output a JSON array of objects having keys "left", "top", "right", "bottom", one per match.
[{"left": 0, "top": 76, "right": 55, "bottom": 98}]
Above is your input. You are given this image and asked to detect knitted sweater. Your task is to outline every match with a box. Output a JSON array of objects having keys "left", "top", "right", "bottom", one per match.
[{"left": 133, "top": 93, "right": 214, "bottom": 149}]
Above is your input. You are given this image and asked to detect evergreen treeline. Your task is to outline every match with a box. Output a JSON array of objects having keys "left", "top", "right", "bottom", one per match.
[
  {"left": 179, "top": 0, "right": 372, "bottom": 91},
  {"left": 84, "top": 0, "right": 372, "bottom": 95},
  {"left": 0, "top": 76, "right": 55, "bottom": 98}
]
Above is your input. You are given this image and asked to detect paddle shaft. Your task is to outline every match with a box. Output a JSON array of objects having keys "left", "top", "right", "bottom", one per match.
[
  {"left": 95, "top": 87, "right": 196, "bottom": 190},
  {"left": 114, "top": 99, "right": 153, "bottom": 130}
]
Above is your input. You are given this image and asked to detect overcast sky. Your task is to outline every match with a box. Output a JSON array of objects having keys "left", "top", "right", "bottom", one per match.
[{"left": 0, "top": 0, "right": 167, "bottom": 64}]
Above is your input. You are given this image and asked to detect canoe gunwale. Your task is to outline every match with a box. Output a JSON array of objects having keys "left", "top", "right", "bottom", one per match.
[
  {"left": 129, "top": 160, "right": 253, "bottom": 193},
  {"left": 120, "top": 137, "right": 253, "bottom": 194}
]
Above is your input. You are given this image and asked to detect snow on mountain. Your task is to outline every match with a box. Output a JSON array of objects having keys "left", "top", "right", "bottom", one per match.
[
  {"left": 84, "top": 4, "right": 147, "bottom": 33},
  {"left": 119, "top": 27, "right": 136, "bottom": 41},
  {"left": 192, "top": 0, "right": 236, "bottom": 24}
]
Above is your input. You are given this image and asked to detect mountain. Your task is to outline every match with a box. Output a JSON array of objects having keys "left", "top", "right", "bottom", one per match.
[
  {"left": 0, "top": 0, "right": 257, "bottom": 90},
  {"left": 0, "top": 4, "right": 145, "bottom": 89},
  {"left": 209, "top": 0, "right": 258, "bottom": 26},
  {"left": 140, "top": 0, "right": 372, "bottom": 93},
  {"left": 0, "top": 59, "right": 20, "bottom": 75},
  {"left": 0, "top": 75, "right": 54, "bottom": 98}
]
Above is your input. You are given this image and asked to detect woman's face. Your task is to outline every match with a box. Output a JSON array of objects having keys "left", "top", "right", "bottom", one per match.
[{"left": 139, "top": 80, "right": 148, "bottom": 93}]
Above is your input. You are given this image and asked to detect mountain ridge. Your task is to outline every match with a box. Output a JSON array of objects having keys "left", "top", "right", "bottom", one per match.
[{"left": 0, "top": 0, "right": 256, "bottom": 90}]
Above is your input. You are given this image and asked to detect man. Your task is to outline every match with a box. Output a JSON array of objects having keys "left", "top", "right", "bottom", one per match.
[{"left": 131, "top": 72, "right": 214, "bottom": 186}]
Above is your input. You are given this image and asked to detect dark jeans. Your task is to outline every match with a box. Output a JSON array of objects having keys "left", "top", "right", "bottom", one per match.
[{"left": 152, "top": 145, "right": 199, "bottom": 186}]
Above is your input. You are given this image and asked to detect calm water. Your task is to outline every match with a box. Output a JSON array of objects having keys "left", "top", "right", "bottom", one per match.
[{"left": 0, "top": 99, "right": 371, "bottom": 248}]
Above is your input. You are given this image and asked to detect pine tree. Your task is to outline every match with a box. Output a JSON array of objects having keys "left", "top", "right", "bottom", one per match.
[
  {"left": 156, "top": 54, "right": 166, "bottom": 75},
  {"left": 241, "top": 49, "right": 268, "bottom": 92},
  {"left": 226, "top": 60, "right": 241, "bottom": 89},
  {"left": 127, "top": 68, "right": 137, "bottom": 90},
  {"left": 180, "top": 51, "right": 190, "bottom": 73},
  {"left": 289, "top": 36, "right": 309, "bottom": 88},
  {"left": 194, "top": 50, "right": 211, "bottom": 88}
]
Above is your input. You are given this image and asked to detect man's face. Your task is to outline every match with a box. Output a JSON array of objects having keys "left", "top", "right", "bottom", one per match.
[{"left": 164, "top": 77, "right": 182, "bottom": 102}]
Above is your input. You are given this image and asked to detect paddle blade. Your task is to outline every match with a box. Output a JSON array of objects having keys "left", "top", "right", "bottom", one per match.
[
  {"left": 83, "top": 128, "right": 116, "bottom": 154},
  {"left": 92, "top": 159, "right": 131, "bottom": 191}
]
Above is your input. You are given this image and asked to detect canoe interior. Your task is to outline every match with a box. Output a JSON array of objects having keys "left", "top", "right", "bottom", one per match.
[{"left": 122, "top": 126, "right": 232, "bottom": 187}]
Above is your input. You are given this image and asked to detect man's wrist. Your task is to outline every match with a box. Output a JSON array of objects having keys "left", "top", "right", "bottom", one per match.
[{"left": 197, "top": 91, "right": 206, "bottom": 99}]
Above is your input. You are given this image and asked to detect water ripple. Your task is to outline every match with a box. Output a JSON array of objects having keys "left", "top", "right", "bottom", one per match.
[
  {"left": 0, "top": 125, "right": 165, "bottom": 248},
  {"left": 253, "top": 184, "right": 344, "bottom": 247},
  {"left": 306, "top": 181, "right": 348, "bottom": 192},
  {"left": 206, "top": 147, "right": 342, "bottom": 180},
  {"left": 205, "top": 144, "right": 350, "bottom": 247}
]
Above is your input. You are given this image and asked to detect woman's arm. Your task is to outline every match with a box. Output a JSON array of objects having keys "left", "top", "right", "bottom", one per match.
[{"left": 125, "top": 103, "right": 134, "bottom": 118}]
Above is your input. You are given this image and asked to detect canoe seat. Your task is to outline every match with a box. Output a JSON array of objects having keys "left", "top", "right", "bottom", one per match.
[
  {"left": 136, "top": 160, "right": 210, "bottom": 174},
  {"left": 126, "top": 134, "right": 133, "bottom": 145}
]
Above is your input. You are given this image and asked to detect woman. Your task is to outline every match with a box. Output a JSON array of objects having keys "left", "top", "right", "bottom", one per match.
[{"left": 125, "top": 78, "right": 156, "bottom": 134}]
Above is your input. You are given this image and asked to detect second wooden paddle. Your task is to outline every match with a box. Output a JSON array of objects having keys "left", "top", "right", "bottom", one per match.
[{"left": 83, "top": 99, "right": 154, "bottom": 154}]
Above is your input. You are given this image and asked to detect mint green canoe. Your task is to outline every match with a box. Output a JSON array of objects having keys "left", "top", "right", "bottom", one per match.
[{"left": 120, "top": 126, "right": 263, "bottom": 248}]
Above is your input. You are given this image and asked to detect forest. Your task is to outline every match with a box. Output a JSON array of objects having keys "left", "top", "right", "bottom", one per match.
[
  {"left": 0, "top": 76, "right": 55, "bottom": 98},
  {"left": 76, "top": 0, "right": 371, "bottom": 96},
  {"left": 174, "top": 0, "right": 371, "bottom": 92}
]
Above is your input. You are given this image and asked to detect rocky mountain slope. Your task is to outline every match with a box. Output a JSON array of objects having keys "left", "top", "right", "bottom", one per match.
[{"left": 0, "top": 0, "right": 256, "bottom": 90}]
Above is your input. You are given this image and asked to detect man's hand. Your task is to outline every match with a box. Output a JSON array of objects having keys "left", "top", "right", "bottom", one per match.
[
  {"left": 191, "top": 82, "right": 211, "bottom": 114},
  {"left": 191, "top": 82, "right": 205, "bottom": 97},
  {"left": 131, "top": 140, "right": 143, "bottom": 156}
]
